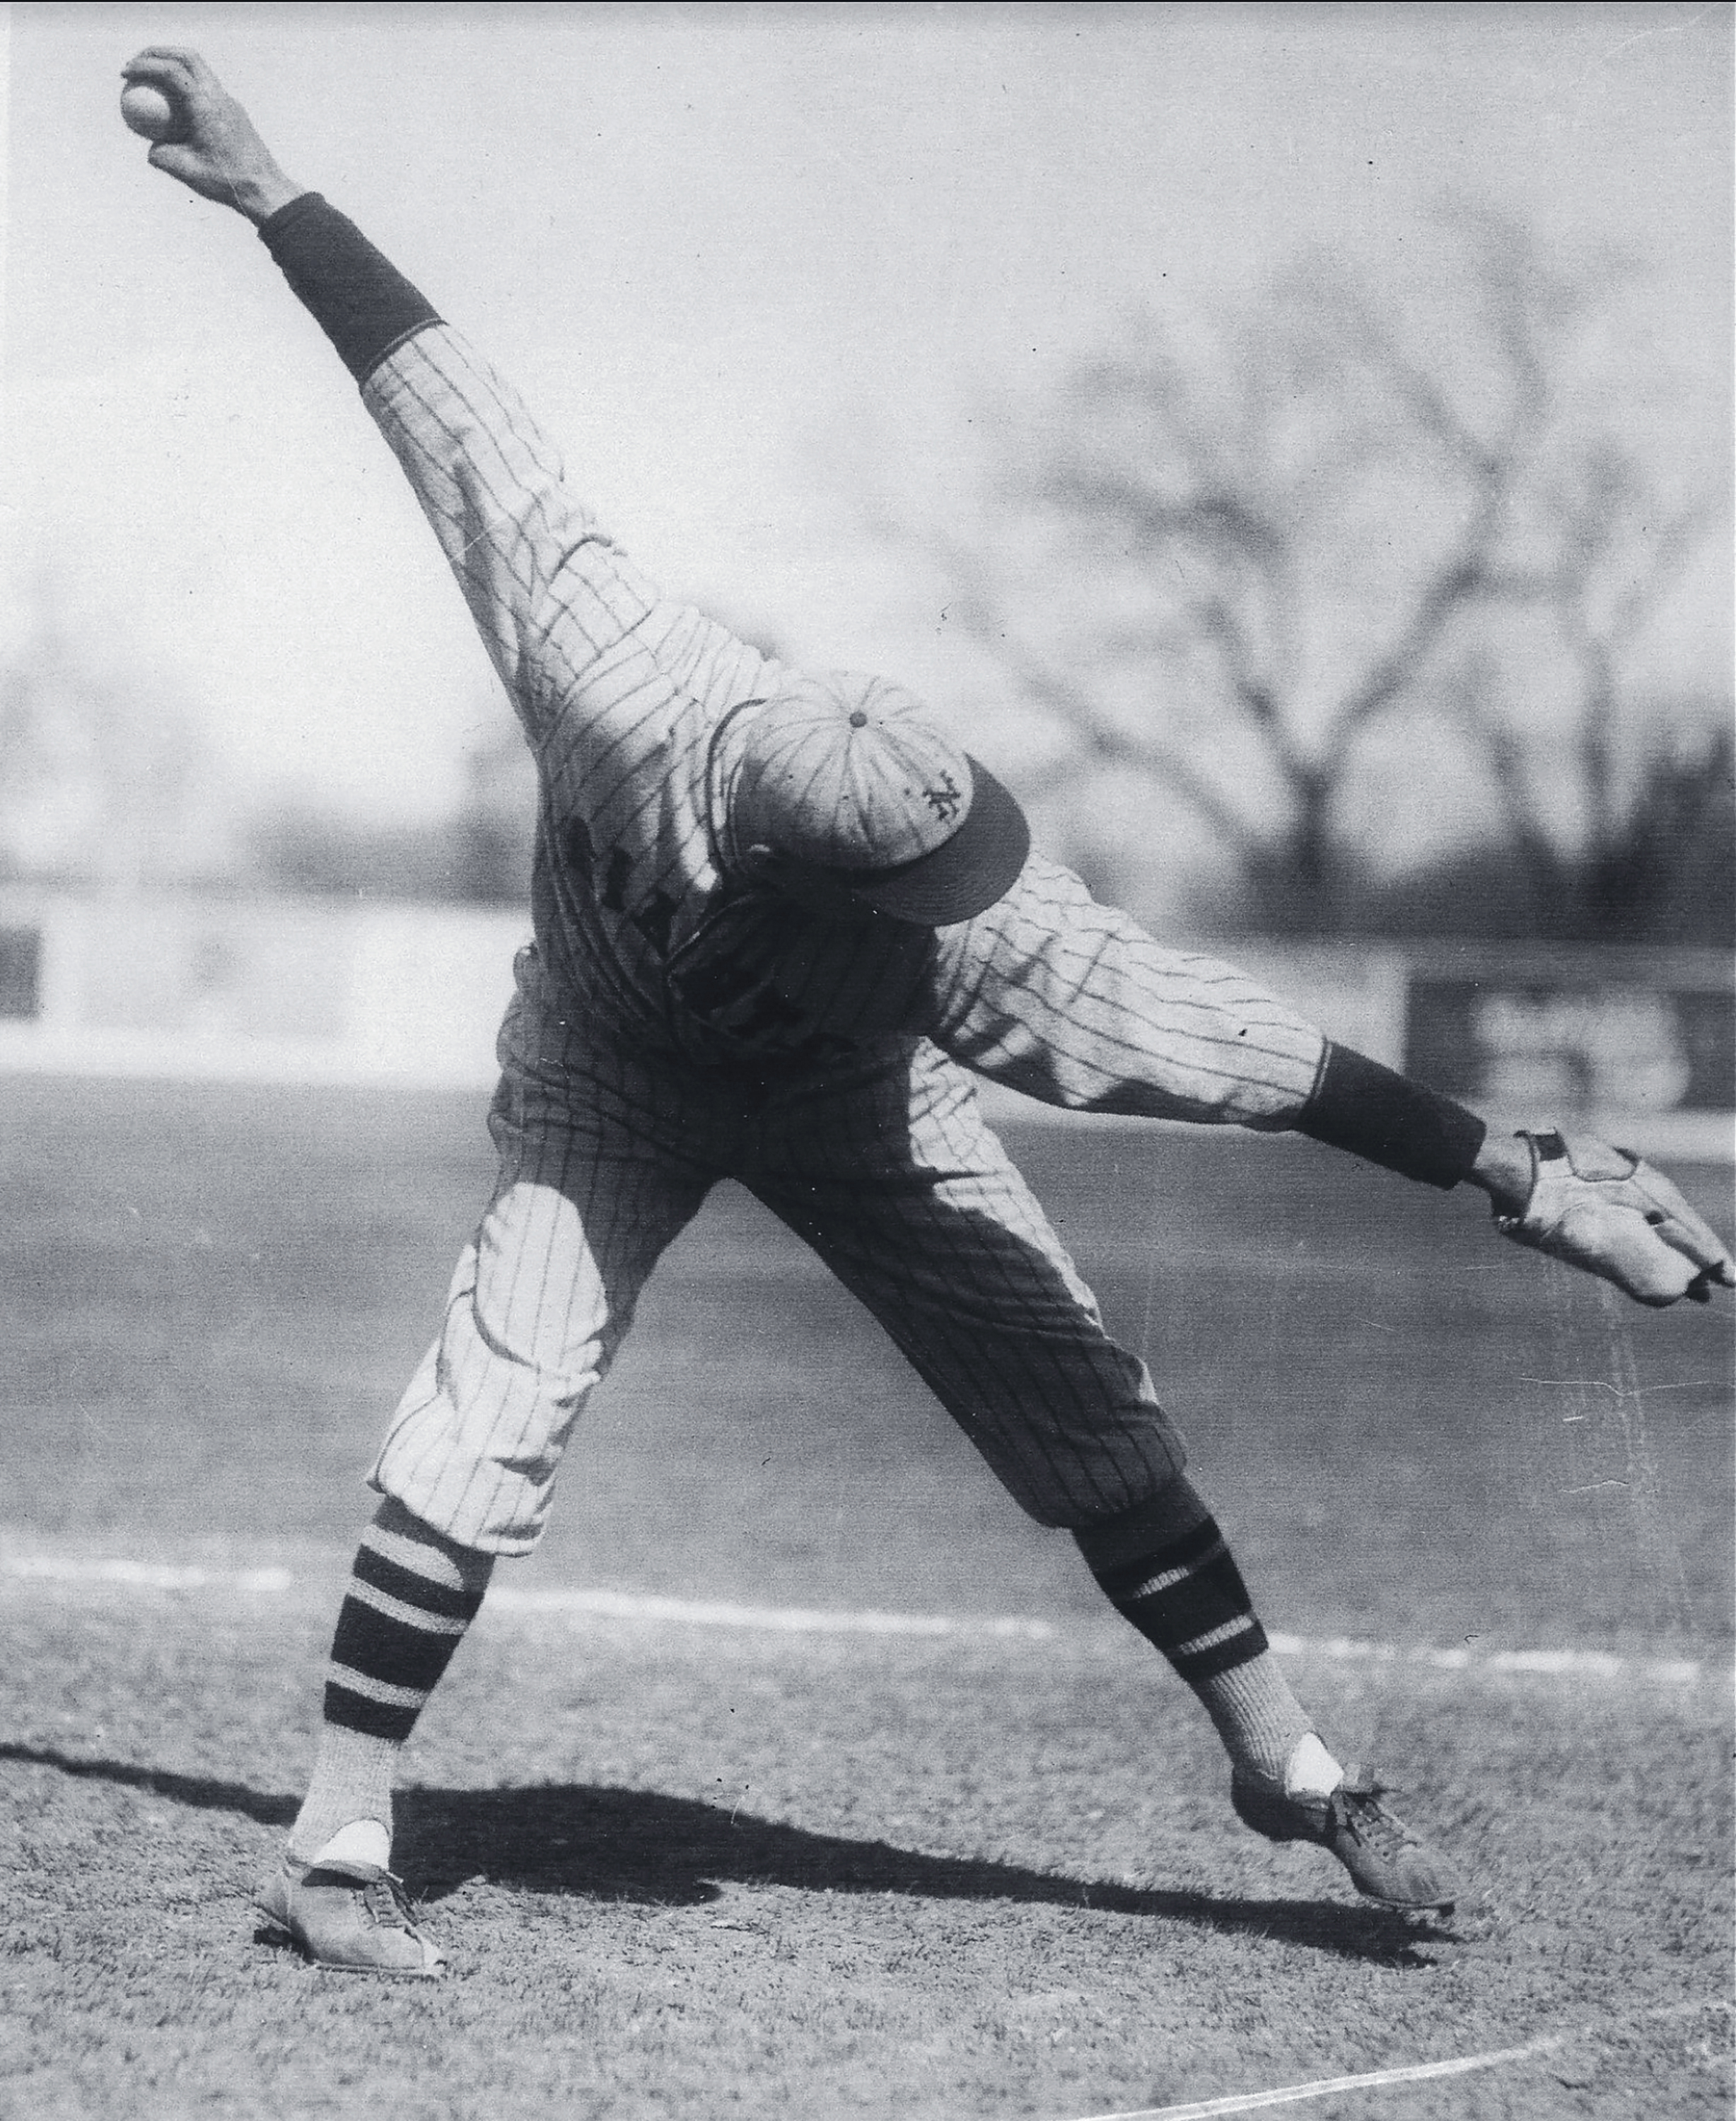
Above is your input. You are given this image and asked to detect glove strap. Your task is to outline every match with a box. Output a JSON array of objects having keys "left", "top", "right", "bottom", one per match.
[
  {"left": 1493, "top": 1128, "right": 1566, "bottom": 1237},
  {"left": 1495, "top": 1128, "right": 1645, "bottom": 1241}
]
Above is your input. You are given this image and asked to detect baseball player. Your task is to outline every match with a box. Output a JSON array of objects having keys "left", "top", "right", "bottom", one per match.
[{"left": 126, "top": 47, "right": 1734, "bottom": 1979}]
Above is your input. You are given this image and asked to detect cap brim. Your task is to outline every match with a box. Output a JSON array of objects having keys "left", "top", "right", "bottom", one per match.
[{"left": 840, "top": 758, "right": 1030, "bottom": 925}]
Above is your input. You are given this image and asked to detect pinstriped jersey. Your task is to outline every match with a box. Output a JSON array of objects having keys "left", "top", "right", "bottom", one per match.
[{"left": 361, "top": 324, "right": 1327, "bottom": 1128}]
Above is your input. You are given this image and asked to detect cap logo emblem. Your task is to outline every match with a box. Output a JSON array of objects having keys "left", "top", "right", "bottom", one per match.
[{"left": 924, "top": 773, "right": 963, "bottom": 824}]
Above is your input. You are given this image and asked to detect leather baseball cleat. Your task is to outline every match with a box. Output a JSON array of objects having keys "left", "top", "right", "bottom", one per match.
[
  {"left": 1230, "top": 1764, "right": 1457, "bottom": 1912},
  {"left": 255, "top": 1854, "right": 446, "bottom": 1975}
]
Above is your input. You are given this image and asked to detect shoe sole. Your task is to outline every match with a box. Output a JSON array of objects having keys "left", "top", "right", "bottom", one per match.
[{"left": 1356, "top": 1888, "right": 1455, "bottom": 1916}]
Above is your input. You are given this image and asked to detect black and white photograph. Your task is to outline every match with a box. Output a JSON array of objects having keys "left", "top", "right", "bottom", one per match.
[{"left": 1, "top": 6, "right": 1731, "bottom": 2117}]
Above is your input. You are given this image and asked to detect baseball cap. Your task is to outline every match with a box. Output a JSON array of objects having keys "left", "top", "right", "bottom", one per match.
[{"left": 723, "top": 670, "right": 1030, "bottom": 925}]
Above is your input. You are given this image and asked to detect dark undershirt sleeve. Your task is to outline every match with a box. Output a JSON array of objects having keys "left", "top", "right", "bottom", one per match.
[
  {"left": 1295, "top": 1042, "right": 1486, "bottom": 1189},
  {"left": 258, "top": 192, "right": 441, "bottom": 382}
]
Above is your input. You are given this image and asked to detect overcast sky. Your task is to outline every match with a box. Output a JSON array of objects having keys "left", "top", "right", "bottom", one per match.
[{"left": 2, "top": 2, "right": 1730, "bottom": 826}]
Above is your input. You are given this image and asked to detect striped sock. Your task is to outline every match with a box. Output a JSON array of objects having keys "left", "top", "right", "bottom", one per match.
[
  {"left": 289, "top": 1497, "right": 494, "bottom": 1864},
  {"left": 1075, "top": 1478, "right": 1313, "bottom": 1788}
]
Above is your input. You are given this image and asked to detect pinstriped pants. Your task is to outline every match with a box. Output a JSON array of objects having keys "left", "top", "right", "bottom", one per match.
[{"left": 372, "top": 1012, "right": 1186, "bottom": 1554}]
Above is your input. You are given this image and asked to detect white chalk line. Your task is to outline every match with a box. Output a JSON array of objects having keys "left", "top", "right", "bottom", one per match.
[
  {"left": 1062, "top": 1995, "right": 1731, "bottom": 2121},
  {"left": 0, "top": 1553, "right": 1716, "bottom": 1683},
  {"left": 1264, "top": 1628, "right": 1708, "bottom": 1685},
  {"left": 485, "top": 1583, "right": 1056, "bottom": 1641}
]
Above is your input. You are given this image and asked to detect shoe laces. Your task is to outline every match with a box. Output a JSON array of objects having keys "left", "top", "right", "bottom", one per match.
[
  {"left": 1329, "top": 1770, "right": 1410, "bottom": 1854},
  {"left": 359, "top": 1870, "right": 421, "bottom": 1933}
]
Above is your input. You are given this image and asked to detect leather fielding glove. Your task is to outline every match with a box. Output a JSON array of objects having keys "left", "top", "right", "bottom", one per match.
[{"left": 1496, "top": 1129, "right": 1736, "bottom": 1307}]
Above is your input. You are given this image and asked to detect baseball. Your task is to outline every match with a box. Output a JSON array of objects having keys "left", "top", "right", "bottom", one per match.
[{"left": 120, "top": 83, "right": 186, "bottom": 144}]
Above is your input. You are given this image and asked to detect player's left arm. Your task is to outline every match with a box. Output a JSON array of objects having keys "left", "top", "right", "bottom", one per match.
[
  {"left": 1462, "top": 1124, "right": 1733, "bottom": 1307},
  {"left": 1299, "top": 1044, "right": 1734, "bottom": 1307},
  {"left": 926, "top": 860, "right": 1733, "bottom": 1309},
  {"left": 924, "top": 858, "right": 1330, "bottom": 1128}
]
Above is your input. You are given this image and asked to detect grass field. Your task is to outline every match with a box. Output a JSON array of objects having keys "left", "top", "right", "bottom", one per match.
[{"left": 1, "top": 1076, "right": 1731, "bottom": 2121}]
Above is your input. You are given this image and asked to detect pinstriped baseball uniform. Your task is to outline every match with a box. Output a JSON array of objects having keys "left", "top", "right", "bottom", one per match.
[{"left": 263, "top": 199, "right": 1327, "bottom": 1553}]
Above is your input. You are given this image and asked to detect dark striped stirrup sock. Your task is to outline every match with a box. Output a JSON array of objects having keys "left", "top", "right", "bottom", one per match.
[
  {"left": 1075, "top": 1480, "right": 1311, "bottom": 1787},
  {"left": 289, "top": 1500, "right": 494, "bottom": 1864},
  {"left": 326, "top": 1501, "right": 494, "bottom": 1741},
  {"left": 1086, "top": 1514, "right": 1269, "bottom": 1683}
]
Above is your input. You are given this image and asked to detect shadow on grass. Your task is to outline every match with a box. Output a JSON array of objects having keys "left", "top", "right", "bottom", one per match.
[{"left": 1, "top": 1743, "right": 1449, "bottom": 1967}]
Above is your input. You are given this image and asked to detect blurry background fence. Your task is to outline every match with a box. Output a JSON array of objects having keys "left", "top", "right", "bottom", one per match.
[
  {"left": 0, "top": 889, "right": 520, "bottom": 1090},
  {"left": 0, "top": 889, "right": 1725, "bottom": 1158}
]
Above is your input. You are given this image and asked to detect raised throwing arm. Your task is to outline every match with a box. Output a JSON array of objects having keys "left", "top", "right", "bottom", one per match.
[
  {"left": 122, "top": 47, "right": 776, "bottom": 764},
  {"left": 120, "top": 47, "right": 303, "bottom": 223}
]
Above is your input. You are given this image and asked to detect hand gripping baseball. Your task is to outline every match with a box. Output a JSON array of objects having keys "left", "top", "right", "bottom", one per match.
[
  {"left": 1496, "top": 1129, "right": 1736, "bottom": 1307},
  {"left": 120, "top": 47, "right": 303, "bottom": 225}
]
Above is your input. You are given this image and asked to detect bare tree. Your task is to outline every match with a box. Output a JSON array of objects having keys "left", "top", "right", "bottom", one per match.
[{"left": 917, "top": 208, "right": 1725, "bottom": 937}]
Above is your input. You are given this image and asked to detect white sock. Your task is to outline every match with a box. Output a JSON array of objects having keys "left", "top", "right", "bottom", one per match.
[
  {"left": 310, "top": 1818, "right": 393, "bottom": 1870},
  {"left": 1283, "top": 1732, "right": 1344, "bottom": 1801}
]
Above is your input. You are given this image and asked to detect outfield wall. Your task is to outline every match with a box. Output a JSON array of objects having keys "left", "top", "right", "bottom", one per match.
[
  {"left": 0, "top": 888, "right": 524, "bottom": 1089},
  {"left": 0, "top": 889, "right": 1728, "bottom": 1155}
]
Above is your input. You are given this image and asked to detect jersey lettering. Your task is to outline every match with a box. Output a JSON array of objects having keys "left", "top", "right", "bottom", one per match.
[
  {"left": 600, "top": 848, "right": 634, "bottom": 913},
  {"left": 630, "top": 890, "right": 679, "bottom": 959},
  {"left": 728, "top": 984, "right": 807, "bottom": 1040},
  {"left": 561, "top": 818, "right": 595, "bottom": 877},
  {"left": 668, "top": 953, "right": 743, "bottom": 1017}
]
